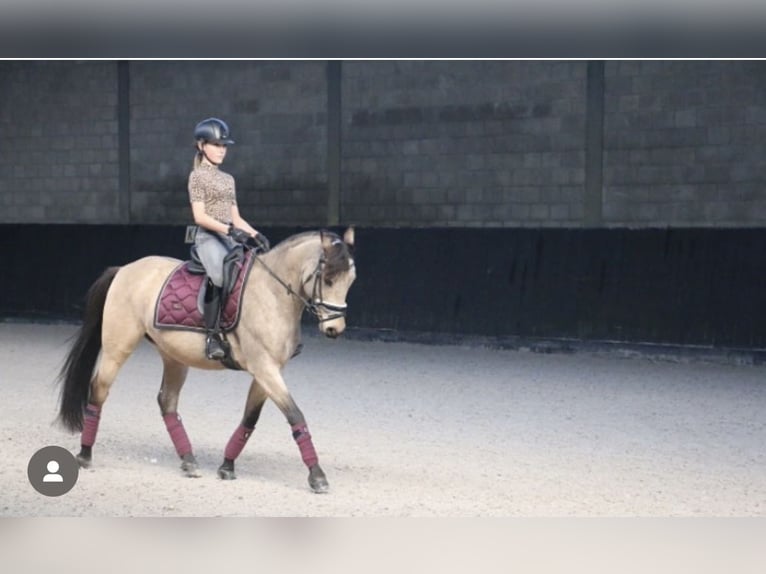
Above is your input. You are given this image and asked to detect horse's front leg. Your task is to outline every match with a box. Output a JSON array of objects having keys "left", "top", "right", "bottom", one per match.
[
  {"left": 232, "top": 366, "right": 328, "bottom": 493},
  {"left": 277, "top": 389, "right": 329, "bottom": 494},
  {"left": 218, "top": 379, "right": 267, "bottom": 480},
  {"left": 289, "top": 409, "right": 329, "bottom": 494}
]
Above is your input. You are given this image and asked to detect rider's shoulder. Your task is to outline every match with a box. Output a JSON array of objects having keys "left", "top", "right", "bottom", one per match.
[{"left": 189, "top": 164, "right": 215, "bottom": 181}]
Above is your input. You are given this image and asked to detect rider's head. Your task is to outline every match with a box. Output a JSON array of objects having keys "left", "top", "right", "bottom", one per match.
[{"left": 194, "top": 118, "right": 234, "bottom": 167}]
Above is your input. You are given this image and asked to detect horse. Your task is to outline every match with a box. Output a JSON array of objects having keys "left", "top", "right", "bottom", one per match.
[{"left": 56, "top": 227, "right": 356, "bottom": 493}]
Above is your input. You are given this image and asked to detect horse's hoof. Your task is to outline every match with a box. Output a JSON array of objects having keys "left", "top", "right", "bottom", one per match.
[
  {"left": 181, "top": 455, "right": 202, "bottom": 478},
  {"left": 217, "top": 467, "right": 237, "bottom": 480},
  {"left": 181, "top": 462, "right": 202, "bottom": 478},
  {"left": 308, "top": 465, "right": 329, "bottom": 493},
  {"left": 76, "top": 446, "right": 92, "bottom": 468},
  {"left": 217, "top": 460, "right": 236, "bottom": 480}
]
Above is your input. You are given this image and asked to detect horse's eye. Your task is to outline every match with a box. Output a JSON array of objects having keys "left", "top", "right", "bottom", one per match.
[{"left": 324, "top": 279, "right": 334, "bottom": 287}]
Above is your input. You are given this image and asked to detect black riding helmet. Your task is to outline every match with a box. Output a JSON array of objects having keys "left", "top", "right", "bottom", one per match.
[{"left": 194, "top": 117, "right": 235, "bottom": 145}]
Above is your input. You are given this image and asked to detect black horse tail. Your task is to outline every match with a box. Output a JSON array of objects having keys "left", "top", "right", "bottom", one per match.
[{"left": 57, "top": 266, "right": 120, "bottom": 433}]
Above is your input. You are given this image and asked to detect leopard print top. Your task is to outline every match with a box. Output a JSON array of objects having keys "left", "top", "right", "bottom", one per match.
[{"left": 188, "top": 163, "right": 237, "bottom": 224}]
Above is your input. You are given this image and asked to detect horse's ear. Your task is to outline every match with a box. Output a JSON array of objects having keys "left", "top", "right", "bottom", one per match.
[
  {"left": 343, "top": 227, "right": 355, "bottom": 247},
  {"left": 320, "top": 229, "right": 334, "bottom": 251}
]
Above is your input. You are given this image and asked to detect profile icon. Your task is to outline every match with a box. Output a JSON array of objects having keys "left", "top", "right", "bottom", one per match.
[
  {"left": 28, "top": 446, "right": 79, "bottom": 496},
  {"left": 43, "top": 460, "right": 64, "bottom": 483}
]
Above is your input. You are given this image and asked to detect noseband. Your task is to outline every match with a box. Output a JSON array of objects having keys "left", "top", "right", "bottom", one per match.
[
  {"left": 305, "top": 255, "right": 349, "bottom": 323},
  {"left": 254, "top": 248, "right": 348, "bottom": 323}
]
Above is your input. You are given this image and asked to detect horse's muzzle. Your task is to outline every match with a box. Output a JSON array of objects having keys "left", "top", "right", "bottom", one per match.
[{"left": 320, "top": 321, "right": 345, "bottom": 339}]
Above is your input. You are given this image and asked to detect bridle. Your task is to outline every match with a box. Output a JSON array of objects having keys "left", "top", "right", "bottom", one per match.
[
  {"left": 305, "top": 254, "right": 350, "bottom": 322},
  {"left": 252, "top": 245, "right": 349, "bottom": 324}
]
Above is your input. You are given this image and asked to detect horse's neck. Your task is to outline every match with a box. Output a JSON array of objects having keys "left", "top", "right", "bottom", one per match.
[
  {"left": 237, "top": 234, "right": 321, "bottom": 356},
  {"left": 255, "top": 234, "right": 321, "bottom": 302}
]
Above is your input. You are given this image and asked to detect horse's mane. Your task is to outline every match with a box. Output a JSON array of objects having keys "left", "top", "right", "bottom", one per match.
[
  {"left": 272, "top": 230, "right": 353, "bottom": 281},
  {"left": 273, "top": 231, "right": 320, "bottom": 251}
]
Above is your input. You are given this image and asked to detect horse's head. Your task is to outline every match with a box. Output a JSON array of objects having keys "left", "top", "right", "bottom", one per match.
[{"left": 308, "top": 227, "right": 356, "bottom": 338}]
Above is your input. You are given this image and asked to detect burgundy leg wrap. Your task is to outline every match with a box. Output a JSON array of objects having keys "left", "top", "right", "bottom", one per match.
[
  {"left": 291, "top": 423, "right": 318, "bottom": 468},
  {"left": 163, "top": 413, "right": 192, "bottom": 458},
  {"left": 81, "top": 403, "right": 102, "bottom": 447},
  {"left": 224, "top": 423, "right": 254, "bottom": 461}
]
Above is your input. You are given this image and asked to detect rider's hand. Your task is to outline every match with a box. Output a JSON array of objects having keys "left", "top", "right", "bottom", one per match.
[
  {"left": 227, "top": 225, "right": 251, "bottom": 245},
  {"left": 251, "top": 232, "right": 271, "bottom": 252}
]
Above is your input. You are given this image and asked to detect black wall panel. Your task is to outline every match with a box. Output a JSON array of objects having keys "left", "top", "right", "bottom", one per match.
[{"left": 2, "top": 224, "right": 765, "bottom": 350}]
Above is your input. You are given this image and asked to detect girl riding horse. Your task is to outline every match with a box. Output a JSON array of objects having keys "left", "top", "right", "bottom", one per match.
[{"left": 188, "top": 117, "right": 269, "bottom": 361}]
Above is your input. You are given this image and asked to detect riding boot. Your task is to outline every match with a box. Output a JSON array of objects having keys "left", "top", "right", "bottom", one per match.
[{"left": 203, "top": 281, "right": 226, "bottom": 360}]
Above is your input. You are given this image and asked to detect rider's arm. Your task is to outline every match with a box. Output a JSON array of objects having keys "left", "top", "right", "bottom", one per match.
[{"left": 230, "top": 204, "right": 258, "bottom": 237}]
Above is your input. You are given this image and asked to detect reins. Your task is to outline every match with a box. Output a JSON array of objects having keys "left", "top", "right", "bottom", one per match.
[{"left": 250, "top": 245, "right": 347, "bottom": 324}]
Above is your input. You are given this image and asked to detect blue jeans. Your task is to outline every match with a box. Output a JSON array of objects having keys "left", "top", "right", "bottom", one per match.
[{"left": 194, "top": 227, "right": 237, "bottom": 287}]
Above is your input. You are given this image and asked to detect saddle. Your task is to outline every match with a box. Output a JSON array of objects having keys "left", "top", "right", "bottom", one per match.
[{"left": 153, "top": 247, "right": 256, "bottom": 333}]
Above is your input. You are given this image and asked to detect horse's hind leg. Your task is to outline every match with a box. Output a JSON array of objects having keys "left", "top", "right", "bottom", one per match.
[
  {"left": 218, "top": 379, "right": 268, "bottom": 480},
  {"left": 77, "top": 352, "right": 123, "bottom": 467},
  {"left": 79, "top": 340, "right": 141, "bottom": 468},
  {"left": 156, "top": 354, "right": 200, "bottom": 478}
]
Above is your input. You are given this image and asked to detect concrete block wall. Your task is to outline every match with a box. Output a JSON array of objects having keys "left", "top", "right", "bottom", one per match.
[
  {"left": 1, "top": 60, "right": 766, "bottom": 228},
  {"left": 603, "top": 60, "right": 766, "bottom": 226},
  {"left": 341, "top": 61, "right": 587, "bottom": 227},
  {"left": 0, "top": 61, "right": 120, "bottom": 222},
  {"left": 129, "top": 60, "right": 328, "bottom": 225}
]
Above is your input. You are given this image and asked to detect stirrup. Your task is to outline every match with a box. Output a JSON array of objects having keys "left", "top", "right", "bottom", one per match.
[{"left": 206, "top": 334, "right": 226, "bottom": 360}]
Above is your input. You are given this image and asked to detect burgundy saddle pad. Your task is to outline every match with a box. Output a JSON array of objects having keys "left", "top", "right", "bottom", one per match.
[{"left": 153, "top": 250, "right": 256, "bottom": 333}]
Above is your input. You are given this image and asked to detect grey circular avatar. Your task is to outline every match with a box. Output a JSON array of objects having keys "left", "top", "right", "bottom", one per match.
[{"left": 28, "top": 446, "right": 79, "bottom": 497}]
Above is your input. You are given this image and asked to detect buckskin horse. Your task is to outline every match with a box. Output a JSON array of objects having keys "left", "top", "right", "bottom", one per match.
[{"left": 56, "top": 227, "right": 356, "bottom": 493}]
